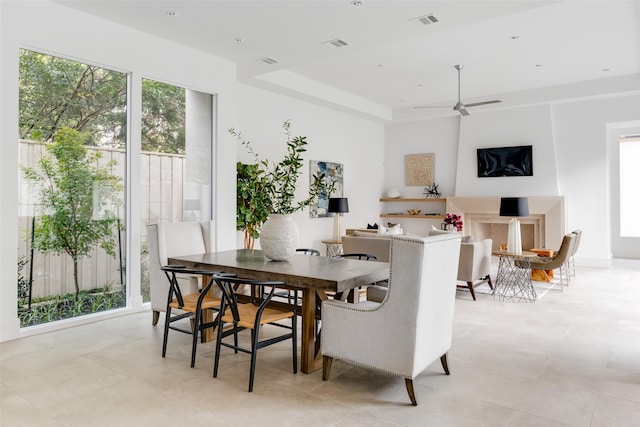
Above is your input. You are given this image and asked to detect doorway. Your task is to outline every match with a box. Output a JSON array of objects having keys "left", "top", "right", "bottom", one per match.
[{"left": 609, "top": 123, "right": 640, "bottom": 259}]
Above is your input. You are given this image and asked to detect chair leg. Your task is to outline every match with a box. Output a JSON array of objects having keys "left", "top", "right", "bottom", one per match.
[
  {"left": 233, "top": 324, "right": 239, "bottom": 354},
  {"left": 440, "top": 353, "right": 450, "bottom": 375},
  {"left": 486, "top": 275, "right": 493, "bottom": 290},
  {"left": 248, "top": 327, "right": 259, "bottom": 392},
  {"left": 152, "top": 310, "right": 160, "bottom": 326},
  {"left": 292, "top": 314, "right": 298, "bottom": 374},
  {"left": 190, "top": 309, "right": 201, "bottom": 368},
  {"left": 213, "top": 317, "right": 225, "bottom": 379},
  {"left": 322, "top": 356, "right": 333, "bottom": 380},
  {"left": 467, "top": 282, "right": 476, "bottom": 301},
  {"left": 162, "top": 306, "right": 172, "bottom": 358},
  {"left": 405, "top": 378, "right": 417, "bottom": 406}
]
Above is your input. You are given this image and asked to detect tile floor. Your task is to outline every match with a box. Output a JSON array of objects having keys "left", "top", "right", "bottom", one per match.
[{"left": 1, "top": 259, "right": 639, "bottom": 426}]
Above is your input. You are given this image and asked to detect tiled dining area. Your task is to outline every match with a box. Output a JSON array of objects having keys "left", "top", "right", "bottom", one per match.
[{"left": 1, "top": 258, "right": 639, "bottom": 426}]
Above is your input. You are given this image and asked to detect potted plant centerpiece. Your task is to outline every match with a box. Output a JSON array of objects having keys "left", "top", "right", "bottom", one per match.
[{"left": 231, "top": 120, "right": 327, "bottom": 260}]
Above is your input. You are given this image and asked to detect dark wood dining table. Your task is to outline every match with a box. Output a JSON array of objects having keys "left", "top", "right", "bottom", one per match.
[{"left": 168, "top": 249, "right": 389, "bottom": 374}]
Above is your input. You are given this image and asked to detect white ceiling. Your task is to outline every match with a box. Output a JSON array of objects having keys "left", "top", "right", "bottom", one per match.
[{"left": 55, "top": 0, "right": 640, "bottom": 122}]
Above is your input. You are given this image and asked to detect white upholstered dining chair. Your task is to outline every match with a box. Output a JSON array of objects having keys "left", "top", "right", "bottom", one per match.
[
  {"left": 147, "top": 220, "right": 215, "bottom": 325},
  {"left": 321, "top": 233, "right": 462, "bottom": 406}
]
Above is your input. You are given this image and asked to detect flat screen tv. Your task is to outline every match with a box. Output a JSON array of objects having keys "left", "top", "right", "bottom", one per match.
[{"left": 477, "top": 145, "right": 533, "bottom": 177}]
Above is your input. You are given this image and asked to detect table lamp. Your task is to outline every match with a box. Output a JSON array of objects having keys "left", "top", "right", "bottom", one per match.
[
  {"left": 328, "top": 197, "right": 349, "bottom": 242},
  {"left": 499, "top": 197, "right": 529, "bottom": 255}
]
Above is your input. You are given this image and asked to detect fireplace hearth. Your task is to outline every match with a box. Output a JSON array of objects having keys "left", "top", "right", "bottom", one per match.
[{"left": 446, "top": 197, "right": 565, "bottom": 251}]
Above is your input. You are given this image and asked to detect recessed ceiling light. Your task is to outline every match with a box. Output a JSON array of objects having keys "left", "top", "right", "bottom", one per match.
[
  {"left": 234, "top": 37, "right": 244, "bottom": 43},
  {"left": 510, "top": 35, "right": 520, "bottom": 40},
  {"left": 350, "top": 0, "right": 364, "bottom": 6},
  {"left": 165, "top": 11, "right": 179, "bottom": 17}
]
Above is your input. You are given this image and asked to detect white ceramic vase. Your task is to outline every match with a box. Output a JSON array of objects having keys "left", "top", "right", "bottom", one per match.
[
  {"left": 387, "top": 188, "right": 401, "bottom": 198},
  {"left": 259, "top": 214, "right": 299, "bottom": 261}
]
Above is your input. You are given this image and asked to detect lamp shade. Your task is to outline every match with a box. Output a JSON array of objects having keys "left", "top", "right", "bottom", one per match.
[
  {"left": 328, "top": 197, "right": 349, "bottom": 213},
  {"left": 499, "top": 197, "right": 529, "bottom": 217}
]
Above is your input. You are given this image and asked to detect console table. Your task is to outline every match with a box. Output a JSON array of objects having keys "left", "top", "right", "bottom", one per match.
[{"left": 492, "top": 251, "right": 538, "bottom": 303}]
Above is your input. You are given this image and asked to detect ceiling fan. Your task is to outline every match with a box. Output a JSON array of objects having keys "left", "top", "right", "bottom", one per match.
[{"left": 415, "top": 65, "right": 501, "bottom": 116}]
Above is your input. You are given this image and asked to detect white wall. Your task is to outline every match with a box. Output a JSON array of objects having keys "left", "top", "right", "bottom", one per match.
[
  {"left": 385, "top": 116, "right": 460, "bottom": 235},
  {"left": 385, "top": 94, "right": 640, "bottom": 266},
  {"left": 0, "top": 0, "right": 238, "bottom": 341},
  {"left": 552, "top": 95, "right": 640, "bottom": 266},
  {"left": 235, "top": 84, "right": 386, "bottom": 252},
  {"left": 385, "top": 116, "right": 461, "bottom": 198},
  {"left": 456, "top": 105, "right": 559, "bottom": 197}
]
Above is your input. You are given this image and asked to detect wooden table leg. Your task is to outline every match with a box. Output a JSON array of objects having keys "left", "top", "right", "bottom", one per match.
[
  {"left": 201, "top": 274, "right": 216, "bottom": 341},
  {"left": 300, "top": 288, "right": 328, "bottom": 373},
  {"left": 300, "top": 288, "right": 316, "bottom": 374}
]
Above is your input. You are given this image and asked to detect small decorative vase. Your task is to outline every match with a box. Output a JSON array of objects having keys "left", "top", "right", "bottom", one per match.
[
  {"left": 387, "top": 188, "right": 401, "bottom": 198},
  {"left": 259, "top": 214, "right": 299, "bottom": 261}
]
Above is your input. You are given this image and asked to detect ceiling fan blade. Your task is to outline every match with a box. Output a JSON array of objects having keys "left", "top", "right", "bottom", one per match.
[
  {"left": 414, "top": 105, "right": 452, "bottom": 109},
  {"left": 464, "top": 100, "right": 502, "bottom": 108},
  {"left": 415, "top": 66, "right": 499, "bottom": 115}
]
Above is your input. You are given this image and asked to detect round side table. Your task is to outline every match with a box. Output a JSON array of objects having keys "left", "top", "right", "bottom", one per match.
[
  {"left": 321, "top": 240, "right": 343, "bottom": 257},
  {"left": 492, "top": 250, "right": 539, "bottom": 303}
]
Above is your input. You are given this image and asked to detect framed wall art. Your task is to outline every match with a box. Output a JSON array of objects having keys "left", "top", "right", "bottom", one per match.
[
  {"left": 309, "top": 160, "right": 343, "bottom": 218},
  {"left": 404, "top": 153, "right": 435, "bottom": 186}
]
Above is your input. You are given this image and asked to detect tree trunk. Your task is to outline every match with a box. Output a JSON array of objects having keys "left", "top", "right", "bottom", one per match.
[{"left": 73, "top": 259, "right": 80, "bottom": 301}]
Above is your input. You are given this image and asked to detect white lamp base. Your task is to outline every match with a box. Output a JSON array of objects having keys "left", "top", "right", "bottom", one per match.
[
  {"left": 332, "top": 213, "right": 343, "bottom": 242},
  {"left": 507, "top": 217, "right": 522, "bottom": 255}
]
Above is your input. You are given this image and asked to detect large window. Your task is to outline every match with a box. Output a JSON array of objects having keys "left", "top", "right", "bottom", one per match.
[
  {"left": 17, "top": 50, "right": 215, "bottom": 326},
  {"left": 18, "top": 49, "right": 127, "bottom": 326},
  {"left": 139, "top": 79, "right": 213, "bottom": 302}
]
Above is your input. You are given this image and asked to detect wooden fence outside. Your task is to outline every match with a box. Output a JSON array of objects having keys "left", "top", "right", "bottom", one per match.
[{"left": 17, "top": 140, "right": 186, "bottom": 299}]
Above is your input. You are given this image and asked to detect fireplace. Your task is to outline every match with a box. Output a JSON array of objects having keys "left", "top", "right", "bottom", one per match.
[{"left": 446, "top": 196, "right": 566, "bottom": 251}]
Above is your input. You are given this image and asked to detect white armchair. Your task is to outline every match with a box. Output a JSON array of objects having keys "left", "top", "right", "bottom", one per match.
[
  {"left": 147, "top": 220, "right": 215, "bottom": 325},
  {"left": 367, "top": 230, "right": 492, "bottom": 303},
  {"left": 322, "top": 233, "right": 462, "bottom": 406},
  {"left": 428, "top": 228, "right": 492, "bottom": 300},
  {"left": 455, "top": 239, "right": 493, "bottom": 300}
]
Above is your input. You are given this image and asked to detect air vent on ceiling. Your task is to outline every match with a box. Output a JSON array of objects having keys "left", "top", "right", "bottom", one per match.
[
  {"left": 258, "top": 57, "right": 279, "bottom": 65},
  {"left": 322, "top": 38, "right": 350, "bottom": 48},
  {"left": 410, "top": 13, "right": 439, "bottom": 25}
]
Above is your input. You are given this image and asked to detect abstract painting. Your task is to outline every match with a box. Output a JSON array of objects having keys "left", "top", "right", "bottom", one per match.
[
  {"left": 309, "top": 160, "right": 343, "bottom": 218},
  {"left": 405, "top": 153, "right": 435, "bottom": 186}
]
